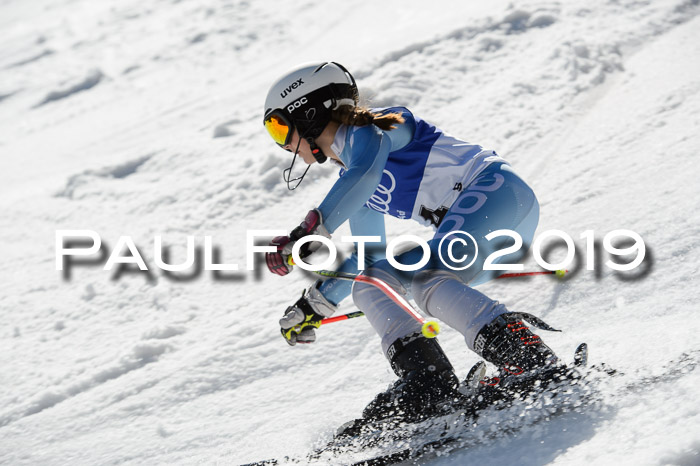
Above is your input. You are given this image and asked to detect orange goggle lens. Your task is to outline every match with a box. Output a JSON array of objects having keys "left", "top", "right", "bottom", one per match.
[{"left": 264, "top": 114, "right": 290, "bottom": 146}]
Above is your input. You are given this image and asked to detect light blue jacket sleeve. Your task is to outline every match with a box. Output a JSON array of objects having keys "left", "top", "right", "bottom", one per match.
[
  {"left": 318, "top": 125, "right": 391, "bottom": 233},
  {"left": 314, "top": 124, "right": 391, "bottom": 306},
  {"left": 318, "top": 206, "right": 387, "bottom": 306}
]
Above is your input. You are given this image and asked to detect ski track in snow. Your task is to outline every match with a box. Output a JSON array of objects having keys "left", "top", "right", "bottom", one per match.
[{"left": 1, "top": 0, "right": 699, "bottom": 464}]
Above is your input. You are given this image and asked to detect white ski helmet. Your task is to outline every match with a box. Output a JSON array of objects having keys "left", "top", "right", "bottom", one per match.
[{"left": 263, "top": 62, "right": 358, "bottom": 151}]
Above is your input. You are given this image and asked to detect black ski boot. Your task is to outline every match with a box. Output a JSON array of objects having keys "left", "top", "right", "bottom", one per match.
[
  {"left": 362, "top": 334, "right": 461, "bottom": 421},
  {"left": 473, "top": 312, "right": 559, "bottom": 377}
]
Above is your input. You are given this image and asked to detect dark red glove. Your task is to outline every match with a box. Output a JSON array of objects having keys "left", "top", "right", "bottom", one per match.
[
  {"left": 266, "top": 235, "right": 294, "bottom": 276},
  {"left": 290, "top": 209, "right": 324, "bottom": 255},
  {"left": 265, "top": 209, "right": 330, "bottom": 276}
]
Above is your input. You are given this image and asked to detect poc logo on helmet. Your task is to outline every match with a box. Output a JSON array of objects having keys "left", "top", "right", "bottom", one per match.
[{"left": 287, "top": 97, "right": 308, "bottom": 113}]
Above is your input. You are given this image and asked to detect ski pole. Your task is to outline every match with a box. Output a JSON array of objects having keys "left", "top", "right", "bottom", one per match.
[
  {"left": 288, "top": 258, "right": 440, "bottom": 338},
  {"left": 317, "top": 269, "right": 441, "bottom": 338},
  {"left": 289, "top": 258, "right": 565, "bottom": 335},
  {"left": 320, "top": 310, "right": 365, "bottom": 325},
  {"left": 312, "top": 269, "right": 567, "bottom": 328}
]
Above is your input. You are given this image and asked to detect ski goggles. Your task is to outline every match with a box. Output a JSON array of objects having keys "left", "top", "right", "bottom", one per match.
[{"left": 263, "top": 111, "right": 294, "bottom": 147}]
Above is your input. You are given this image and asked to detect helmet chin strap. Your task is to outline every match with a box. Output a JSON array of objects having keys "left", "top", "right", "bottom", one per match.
[
  {"left": 282, "top": 125, "right": 327, "bottom": 190},
  {"left": 283, "top": 133, "right": 328, "bottom": 190},
  {"left": 307, "top": 138, "right": 327, "bottom": 164},
  {"left": 283, "top": 136, "right": 310, "bottom": 191}
]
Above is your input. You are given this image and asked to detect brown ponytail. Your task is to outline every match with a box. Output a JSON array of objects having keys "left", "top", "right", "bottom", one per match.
[{"left": 331, "top": 105, "right": 405, "bottom": 131}]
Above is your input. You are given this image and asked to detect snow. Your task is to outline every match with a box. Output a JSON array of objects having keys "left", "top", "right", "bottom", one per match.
[{"left": 1, "top": 0, "right": 699, "bottom": 464}]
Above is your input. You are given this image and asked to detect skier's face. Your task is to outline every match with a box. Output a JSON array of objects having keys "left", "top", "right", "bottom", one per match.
[{"left": 283, "top": 130, "right": 316, "bottom": 164}]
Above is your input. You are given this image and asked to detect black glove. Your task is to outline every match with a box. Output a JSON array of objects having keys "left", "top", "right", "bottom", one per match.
[{"left": 280, "top": 280, "right": 337, "bottom": 345}]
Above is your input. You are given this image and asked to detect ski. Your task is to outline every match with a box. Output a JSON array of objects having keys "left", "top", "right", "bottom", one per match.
[
  {"left": 339, "top": 347, "right": 700, "bottom": 466},
  {"left": 239, "top": 349, "right": 700, "bottom": 466},
  {"left": 306, "top": 344, "right": 593, "bottom": 465},
  {"left": 240, "top": 344, "right": 592, "bottom": 466}
]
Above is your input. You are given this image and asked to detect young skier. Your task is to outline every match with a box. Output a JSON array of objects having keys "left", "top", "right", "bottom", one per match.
[{"left": 263, "top": 62, "right": 558, "bottom": 420}]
